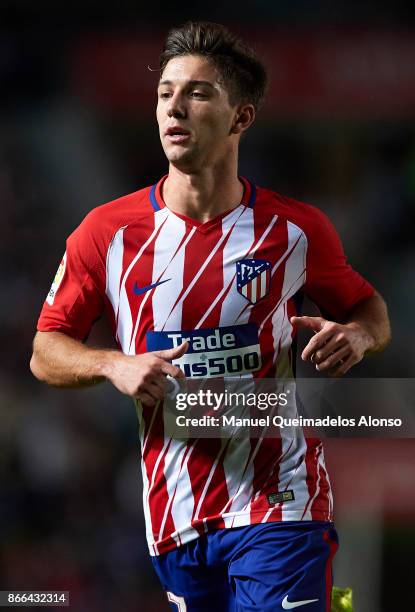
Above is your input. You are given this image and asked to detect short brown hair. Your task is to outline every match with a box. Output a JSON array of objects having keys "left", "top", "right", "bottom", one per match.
[{"left": 159, "top": 21, "right": 268, "bottom": 110}]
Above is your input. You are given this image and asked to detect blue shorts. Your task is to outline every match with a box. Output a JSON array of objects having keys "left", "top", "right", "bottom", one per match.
[{"left": 151, "top": 521, "right": 338, "bottom": 612}]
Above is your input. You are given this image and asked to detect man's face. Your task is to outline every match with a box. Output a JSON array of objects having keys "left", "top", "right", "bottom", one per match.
[{"left": 157, "top": 55, "right": 239, "bottom": 171}]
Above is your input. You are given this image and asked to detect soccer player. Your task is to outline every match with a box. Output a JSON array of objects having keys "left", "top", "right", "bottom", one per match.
[{"left": 30, "top": 22, "right": 390, "bottom": 612}]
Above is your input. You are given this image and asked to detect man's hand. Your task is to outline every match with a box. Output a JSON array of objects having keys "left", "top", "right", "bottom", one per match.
[
  {"left": 30, "top": 331, "right": 188, "bottom": 407},
  {"left": 104, "top": 342, "right": 188, "bottom": 407},
  {"left": 290, "top": 316, "right": 375, "bottom": 377}
]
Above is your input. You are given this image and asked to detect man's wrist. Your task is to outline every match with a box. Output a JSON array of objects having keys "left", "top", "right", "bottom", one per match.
[
  {"left": 94, "top": 349, "right": 123, "bottom": 381},
  {"left": 345, "top": 321, "right": 377, "bottom": 354}
]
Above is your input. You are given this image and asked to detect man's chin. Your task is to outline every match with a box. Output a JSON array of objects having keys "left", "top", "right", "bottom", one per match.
[{"left": 165, "top": 149, "right": 200, "bottom": 171}]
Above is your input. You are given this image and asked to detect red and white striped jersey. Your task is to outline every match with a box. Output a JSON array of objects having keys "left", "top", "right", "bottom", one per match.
[{"left": 38, "top": 175, "right": 374, "bottom": 555}]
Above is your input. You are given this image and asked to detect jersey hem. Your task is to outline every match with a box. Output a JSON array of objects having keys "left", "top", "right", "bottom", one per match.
[{"left": 147, "top": 508, "right": 333, "bottom": 556}]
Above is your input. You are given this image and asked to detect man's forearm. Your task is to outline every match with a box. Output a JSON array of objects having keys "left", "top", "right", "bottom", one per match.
[
  {"left": 30, "top": 331, "right": 117, "bottom": 388},
  {"left": 30, "top": 331, "right": 188, "bottom": 404},
  {"left": 344, "top": 290, "right": 391, "bottom": 355}
]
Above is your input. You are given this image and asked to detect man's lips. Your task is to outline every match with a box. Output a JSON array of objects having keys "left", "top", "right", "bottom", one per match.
[
  {"left": 165, "top": 127, "right": 191, "bottom": 144},
  {"left": 166, "top": 134, "right": 191, "bottom": 144}
]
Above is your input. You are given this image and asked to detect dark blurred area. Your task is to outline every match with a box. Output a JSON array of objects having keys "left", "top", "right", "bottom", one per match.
[{"left": 1, "top": 2, "right": 414, "bottom": 611}]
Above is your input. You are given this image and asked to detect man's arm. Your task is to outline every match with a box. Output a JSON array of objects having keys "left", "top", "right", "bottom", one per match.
[
  {"left": 30, "top": 331, "right": 187, "bottom": 406},
  {"left": 290, "top": 290, "right": 391, "bottom": 376}
]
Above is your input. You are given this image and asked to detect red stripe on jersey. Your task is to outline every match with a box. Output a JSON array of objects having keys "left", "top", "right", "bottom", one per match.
[
  {"left": 119, "top": 217, "right": 164, "bottom": 349},
  {"left": 138, "top": 224, "right": 194, "bottom": 352},
  {"left": 286, "top": 298, "right": 299, "bottom": 370},
  {"left": 249, "top": 438, "right": 283, "bottom": 522},
  {"left": 217, "top": 437, "right": 259, "bottom": 517},
  {"left": 141, "top": 408, "right": 176, "bottom": 547},
  {"left": 250, "top": 438, "right": 299, "bottom": 523},
  {"left": 247, "top": 217, "right": 290, "bottom": 378},
  {"left": 187, "top": 438, "right": 228, "bottom": 531},
  {"left": 238, "top": 219, "right": 302, "bottom": 329},
  {"left": 194, "top": 212, "right": 277, "bottom": 330},
  {"left": 181, "top": 224, "right": 225, "bottom": 329},
  {"left": 157, "top": 441, "right": 196, "bottom": 542}
]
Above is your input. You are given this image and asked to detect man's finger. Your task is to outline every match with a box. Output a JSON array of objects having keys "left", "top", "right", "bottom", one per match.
[
  {"left": 153, "top": 341, "right": 189, "bottom": 362},
  {"left": 315, "top": 346, "right": 351, "bottom": 371},
  {"left": 161, "top": 362, "right": 186, "bottom": 379},
  {"left": 290, "top": 316, "right": 325, "bottom": 333},
  {"left": 301, "top": 327, "right": 336, "bottom": 361},
  {"left": 327, "top": 354, "right": 355, "bottom": 378},
  {"left": 135, "top": 391, "right": 157, "bottom": 407},
  {"left": 314, "top": 336, "right": 348, "bottom": 364},
  {"left": 145, "top": 381, "right": 166, "bottom": 401}
]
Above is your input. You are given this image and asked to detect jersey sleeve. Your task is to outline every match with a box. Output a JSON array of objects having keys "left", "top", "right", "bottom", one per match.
[
  {"left": 37, "top": 212, "right": 106, "bottom": 341},
  {"left": 304, "top": 206, "right": 375, "bottom": 321}
]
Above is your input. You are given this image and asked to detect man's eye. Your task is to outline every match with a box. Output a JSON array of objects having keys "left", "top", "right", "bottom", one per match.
[
  {"left": 190, "top": 91, "right": 207, "bottom": 98},
  {"left": 159, "top": 92, "right": 172, "bottom": 99}
]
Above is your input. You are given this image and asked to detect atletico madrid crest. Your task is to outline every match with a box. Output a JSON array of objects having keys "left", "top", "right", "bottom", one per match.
[{"left": 236, "top": 259, "right": 272, "bottom": 304}]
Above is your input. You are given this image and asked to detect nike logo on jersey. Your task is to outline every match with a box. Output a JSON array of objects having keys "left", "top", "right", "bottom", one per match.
[
  {"left": 133, "top": 279, "right": 171, "bottom": 295},
  {"left": 282, "top": 595, "right": 319, "bottom": 609}
]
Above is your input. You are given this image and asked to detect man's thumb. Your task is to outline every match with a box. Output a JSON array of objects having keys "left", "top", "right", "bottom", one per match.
[
  {"left": 290, "top": 316, "right": 325, "bottom": 333},
  {"left": 153, "top": 341, "right": 189, "bottom": 361}
]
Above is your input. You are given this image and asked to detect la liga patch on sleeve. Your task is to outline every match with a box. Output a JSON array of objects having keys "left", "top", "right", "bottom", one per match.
[{"left": 46, "top": 252, "right": 67, "bottom": 305}]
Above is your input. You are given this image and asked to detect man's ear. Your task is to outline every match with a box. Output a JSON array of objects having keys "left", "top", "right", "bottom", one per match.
[{"left": 230, "top": 104, "right": 256, "bottom": 134}]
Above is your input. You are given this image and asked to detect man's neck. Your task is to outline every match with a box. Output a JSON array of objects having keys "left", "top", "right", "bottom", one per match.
[{"left": 161, "top": 163, "right": 244, "bottom": 223}]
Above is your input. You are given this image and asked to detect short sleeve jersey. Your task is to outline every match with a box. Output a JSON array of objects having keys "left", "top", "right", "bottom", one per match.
[{"left": 38, "top": 176, "right": 374, "bottom": 555}]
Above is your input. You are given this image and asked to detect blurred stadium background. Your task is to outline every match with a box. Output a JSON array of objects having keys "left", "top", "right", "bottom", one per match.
[{"left": 1, "top": 2, "right": 414, "bottom": 610}]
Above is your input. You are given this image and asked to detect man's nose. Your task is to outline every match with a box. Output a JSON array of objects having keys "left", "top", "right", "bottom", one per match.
[{"left": 167, "top": 93, "right": 186, "bottom": 118}]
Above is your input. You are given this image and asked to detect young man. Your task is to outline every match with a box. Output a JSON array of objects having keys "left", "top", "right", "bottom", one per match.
[{"left": 31, "top": 22, "right": 390, "bottom": 612}]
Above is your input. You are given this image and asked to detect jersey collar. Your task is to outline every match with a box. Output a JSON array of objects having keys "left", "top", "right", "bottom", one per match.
[{"left": 149, "top": 175, "right": 257, "bottom": 214}]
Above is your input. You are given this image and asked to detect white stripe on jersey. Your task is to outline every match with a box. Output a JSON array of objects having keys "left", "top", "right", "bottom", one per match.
[
  {"left": 129, "top": 214, "right": 182, "bottom": 355},
  {"left": 105, "top": 226, "right": 126, "bottom": 318},
  {"left": 232, "top": 216, "right": 280, "bottom": 325},
  {"left": 271, "top": 221, "right": 307, "bottom": 375},
  {"left": 321, "top": 445, "right": 334, "bottom": 517},
  {"left": 265, "top": 222, "right": 310, "bottom": 517},
  {"left": 219, "top": 382, "right": 258, "bottom": 523},
  {"left": 219, "top": 207, "right": 255, "bottom": 326},
  {"left": 272, "top": 303, "right": 293, "bottom": 378},
  {"left": 153, "top": 216, "right": 195, "bottom": 331},
  {"left": 129, "top": 217, "right": 196, "bottom": 352},
  {"left": 260, "top": 270, "right": 267, "bottom": 298},
  {"left": 136, "top": 401, "right": 156, "bottom": 552},
  {"left": 259, "top": 222, "right": 307, "bottom": 336},
  {"left": 163, "top": 205, "right": 249, "bottom": 329},
  {"left": 301, "top": 442, "right": 323, "bottom": 521},
  {"left": 117, "top": 208, "right": 169, "bottom": 352},
  {"left": 222, "top": 437, "right": 254, "bottom": 527},
  {"left": 144, "top": 423, "right": 171, "bottom": 551},
  {"left": 216, "top": 210, "right": 280, "bottom": 522},
  {"left": 282, "top": 221, "right": 307, "bottom": 300},
  {"left": 229, "top": 430, "right": 276, "bottom": 513},
  {"left": 158, "top": 439, "right": 199, "bottom": 542},
  {"left": 280, "top": 436, "right": 310, "bottom": 521},
  {"left": 196, "top": 213, "right": 278, "bottom": 328},
  {"left": 251, "top": 276, "right": 257, "bottom": 303}
]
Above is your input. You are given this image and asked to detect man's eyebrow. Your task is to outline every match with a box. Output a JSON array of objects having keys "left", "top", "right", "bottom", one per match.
[{"left": 158, "top": 79, "right": 216, "bottom": 89}]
